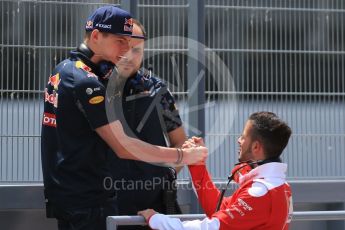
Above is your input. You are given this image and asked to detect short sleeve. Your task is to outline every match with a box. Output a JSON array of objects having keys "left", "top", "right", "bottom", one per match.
[
  {"left": 73, "top": 77, "right": 110, "bottom": 129},
  {"left": 161, "top": 89, "right": 183, "bottom": 132}
]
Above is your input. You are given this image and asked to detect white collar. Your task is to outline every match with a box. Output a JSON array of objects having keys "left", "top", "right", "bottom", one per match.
[{"left": 239, "top": 162, "right": 287, "bottom": 185}]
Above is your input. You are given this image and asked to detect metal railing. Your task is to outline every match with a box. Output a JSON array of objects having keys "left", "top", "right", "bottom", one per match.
[{"left": 106, "top": 211, "right": 345, "bottom": 229}]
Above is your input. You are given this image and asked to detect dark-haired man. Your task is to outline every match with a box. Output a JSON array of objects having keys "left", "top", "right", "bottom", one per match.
[
  {"left": 109, "top": 19, "right": 186, "bottom": 229},
  {"left": 139, "top": 112, "right": 293, "bottom": 230}
]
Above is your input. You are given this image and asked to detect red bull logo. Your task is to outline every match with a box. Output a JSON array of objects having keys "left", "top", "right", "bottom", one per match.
[
  {"left": 86, "top": 20, "right": 93, "bottom": 29},
  {"left": 48, "top": 73, "right": 61, "bottom": 90},
  {"left": 76, "top": 61, "right": 92, "bottom": 73},
  {"left": 124, "top": 18, "right": 133, "bottom": 32},
  {"left": 125, "top": 18, "right": 133, "bottom": 26}
]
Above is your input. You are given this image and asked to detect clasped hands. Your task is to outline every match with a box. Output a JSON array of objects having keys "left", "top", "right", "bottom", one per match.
[{"left": 178, "top": 136, "right": 207, "bottom": 166}]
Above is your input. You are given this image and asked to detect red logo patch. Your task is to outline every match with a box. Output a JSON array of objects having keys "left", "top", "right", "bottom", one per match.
[
  {"left": 124, "top": 18, "right": 133, "bottom": 32},
  {"left": 43, "top": 113, "right": 57, "bottom": 127},
  {"left": 45, "top": 89, "right": 58, "bottom": 108},
  {"left": 86, "top": 20, "right": 93, "bottom": 29},
  {"left": 48, "top": 73, "right": 61, "bottom": 90}
]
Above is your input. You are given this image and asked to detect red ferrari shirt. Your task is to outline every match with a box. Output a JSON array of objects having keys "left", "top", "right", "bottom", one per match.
[{"left": 149, "top": 163, "right": 293, "bottom": 230}]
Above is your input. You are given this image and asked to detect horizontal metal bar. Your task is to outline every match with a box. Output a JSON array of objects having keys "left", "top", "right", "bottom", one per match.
[
  {"left": 138, "top": 4, "right": 188, "bottom": 8},
  {"left": 174, "top": 91, "right": 345, "bottom": 97},
  {"left": 0, "top": 183, "right": 43, "bottom": 186},
  {"left": 204, "top": 134, "right": 345, "bottom": 137},
  {"left": 107, "top": 211, "right": 345, "bottom": 228},
  {"left": 213, "top": 91, "right": 345, "bottom": 96},
  {"left": 0, "top": 90, "right": 44, "bottom": 94},
  {"left": 205, "top": 5, "right": 345, "bottom": 13},
  {"left": 0, "top": 135, "right": 41, "bottom": 138},
  {"left": 5, "top": 0, "right": 118, "bottom": 6},
  {"left": 0, "top": 44, "right": 74, "bottom": 50},
  {"left": 205, "top": 48, "right": 345, "bottom": 55},
  {"left": 293, "top": 211, "right": 345, "bottom": 221},
  {"left": 145, "top": 48, "right": 188, "bottom": 52},
  {"left": 147, "top": 48, "right": 345, "bottom": 55},
  {"left": 288, "top": 179, "right": 345, "bottom": 184}
]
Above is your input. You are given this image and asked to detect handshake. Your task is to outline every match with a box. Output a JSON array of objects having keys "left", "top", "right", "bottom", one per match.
[{"left": 176, "top": 136, "right": 208, "bottom": 166}]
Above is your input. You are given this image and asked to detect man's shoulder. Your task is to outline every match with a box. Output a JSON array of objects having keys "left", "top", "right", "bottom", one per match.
[
  {"left": 235, "top": 179, "right": 269, "bottom": 199},
  {"left": 137, "top": 69, "right": 166, "bottom": 87},
  {"left": 56, "top": 59, "right": 96, "bottom": 80},
  {"left": 239, "top": 177, "right": 289, "bottom": 199},
  {"left": 150, "top": 75, "right": 166, "bottom": 88}
]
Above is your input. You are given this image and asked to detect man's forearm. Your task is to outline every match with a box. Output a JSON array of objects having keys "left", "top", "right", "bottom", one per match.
[
  {"left": 96, "top": 120, "right": 179, "bottom": 163},
  {"left": 188, "top": 165, "right": 220, "bottom": 216},
  {"left": 168, "top": 126, "right": 187, "bottom": 173},
  {"left": 149, "top": 214, "right": 220, "bottom": 230}
]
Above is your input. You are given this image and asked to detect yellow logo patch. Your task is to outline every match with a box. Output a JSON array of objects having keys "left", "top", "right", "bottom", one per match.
[
  {"left": 89, "top": 96, "right": 104, "bottom": 104},
  {"left": 76, "top": 60, "right": 92, "bottom": 72}
]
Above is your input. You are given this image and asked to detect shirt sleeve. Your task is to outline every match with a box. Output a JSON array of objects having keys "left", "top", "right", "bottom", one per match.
[
  {"left": 161, "top": 89, "right": 183, "bottom": 132},
  {"left": 73, "top": 76, "right": 111, "bottom": 129},
  {"left": 149, "top": 214, "right": 220, "bottom": 230},
  {"left": 188, "top": 165, "right": 221, "bottom": 217}
]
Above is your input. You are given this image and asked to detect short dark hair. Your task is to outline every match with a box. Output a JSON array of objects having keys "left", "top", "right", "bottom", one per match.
[
  {"left": 249, "top": 112, "right": 292, "bottom": 159},
  {"left": 132, "top": 19, "right": 147, "bottom": 39},
  {"left": 84, "top": 30, "right": 109, "bottom": 41},
  {"left": 84, "top": 31, "right": 92, "bottom": 40}
]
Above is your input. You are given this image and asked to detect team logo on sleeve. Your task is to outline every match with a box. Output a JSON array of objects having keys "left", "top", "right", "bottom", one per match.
[
  {"left": 87, "top": 73, "right": 98, "bottom": 79},
  {"left": 45, "top": 89, "right": 58, "bottom": 108},
  {"left": 86, "top": 88, "right": 93, "bottom": 95},
  {"left": 42, "top": 113, "right": 57, "bottom": 127},
  {"left": 89, "top": 96, "right": 104, "bottom": 104},
  {"left": 76, "top": 61, "right": 92, "bottom": 73},
  {"left": 48, "top": 73, "right": 61, "bottom": 90}
]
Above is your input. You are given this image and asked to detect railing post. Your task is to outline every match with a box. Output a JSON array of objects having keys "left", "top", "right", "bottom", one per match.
[
  {"left": 187, "top": 0, "right": 205, "bottom": 214},
  {"left": 187, "top": 0, "right": 205, "bottom": 213},
  {"left": 187, "top": 0, "right": 205, "bottom": 138},
  {"left": 106, "top": 216, "right": 117, "bottom": 230}
]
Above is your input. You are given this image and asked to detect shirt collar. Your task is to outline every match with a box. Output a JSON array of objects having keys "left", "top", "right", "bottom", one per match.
[{"left": 239, "top": 162, "right": 287, "bottom": 185}]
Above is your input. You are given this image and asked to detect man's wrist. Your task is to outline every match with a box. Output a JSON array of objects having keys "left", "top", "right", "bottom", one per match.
[
  {"left": 175, "top": 148, "right": 183, "bottom": 164},
  {"left": 146, "top": 213, "right": 156, "bottom": 224}
]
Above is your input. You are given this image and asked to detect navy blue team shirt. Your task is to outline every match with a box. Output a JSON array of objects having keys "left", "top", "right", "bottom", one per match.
[
  {"left": 41, "top": 50, "right": 115, "bottom": 209},
  {"left": 109, "top": 69, "right": 183, "bottom": 215}
]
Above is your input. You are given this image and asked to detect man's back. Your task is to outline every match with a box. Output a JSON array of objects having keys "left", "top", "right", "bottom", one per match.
[{"left": 41, "top": 55, "right": 113, "bottom": 209}]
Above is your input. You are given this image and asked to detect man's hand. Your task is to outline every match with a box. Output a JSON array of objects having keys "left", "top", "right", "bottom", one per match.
[
  {"left": 182, "top": 146, "right": 208, "bottom": 165},
  {"left": 138, "top": 209, "right": 157, "bottom": 223},
  {"left": 182, "top": 136, "right": 205, "bottom": 148},
  {"left": 181, "top": 136, "right": 208, "bottom": 165}
]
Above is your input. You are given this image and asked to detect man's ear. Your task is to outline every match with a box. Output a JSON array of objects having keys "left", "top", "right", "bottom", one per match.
[
  {"left": 90, "top": 29, "right": 100, "bottom": 43},
  {"left": 252, "top": 140, "right": 263, "bottom": 155}
]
